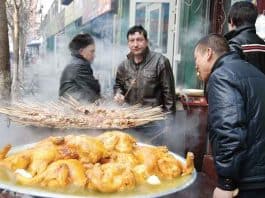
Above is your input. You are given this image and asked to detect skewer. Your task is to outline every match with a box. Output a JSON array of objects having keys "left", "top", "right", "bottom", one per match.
[
  {"left": 124, "top": 79, "right": 136, "bottom": 99},
  {"left": 0, "top": 99, "right": 165, "bottom": 129}
]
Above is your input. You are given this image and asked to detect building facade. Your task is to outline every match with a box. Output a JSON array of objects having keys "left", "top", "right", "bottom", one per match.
[{"left": 40, "top": 0, "right": 264, "bottom": 90}]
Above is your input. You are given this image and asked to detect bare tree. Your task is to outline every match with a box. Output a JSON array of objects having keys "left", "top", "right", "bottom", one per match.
[
  {"left": 0, "top": 0, "right": 11, "bottom": 101},
  {"left": 6, "top": 0, "right": 37, "bottom": 100}
]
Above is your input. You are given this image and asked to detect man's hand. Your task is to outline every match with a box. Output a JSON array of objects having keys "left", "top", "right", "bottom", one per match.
[
  {"left": 114, "top": 93, "right": 125, "bottom": 105},
  {"left": 213, "top": 187, "right": 239, "bottom": 198}
]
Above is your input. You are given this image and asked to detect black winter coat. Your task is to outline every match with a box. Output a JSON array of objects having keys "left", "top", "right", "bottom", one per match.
[
  {"left": 224, "top": 25, "right": 265, "bottom": 75},
  {"left": 114, "top": 49, "right": 176, "bottom": 112},
  {"left": 59, "top": 54, "right": 100, "bottom": 102},
  {"left": 206, "top": 52, "right": 265, "bottom": 191}
]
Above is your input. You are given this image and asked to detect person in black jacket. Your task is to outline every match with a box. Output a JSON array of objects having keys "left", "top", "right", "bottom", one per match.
[
  {"left": 113, "top": 25, "right": 176, "bottom": 145},
  {"left": 59, "top": 33, "right": 100, "bottom": 102},
  {"left": 224, "top": 1, "right": 265, "bottom": 74},
  {"left": 194, "top": 34, "right": 265, "bottom": 198},
  {"left": 113, "top": 25, "right": 176, "bottom": 113}
]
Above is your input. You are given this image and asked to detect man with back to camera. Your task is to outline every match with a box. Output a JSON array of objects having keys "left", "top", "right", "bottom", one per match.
[
  {"left": 194, "top": 34, "right": 265, "bottom": 198},
  {"left": 113, "top": 25, "right": 176, "bottom": 113},
  {"left": 224, "top": 1, "right": 265, "bottom": 74}
]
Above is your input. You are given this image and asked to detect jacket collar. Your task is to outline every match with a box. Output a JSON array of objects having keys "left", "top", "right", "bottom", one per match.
[
  {"left": 224, "top": 25, "right": 256, "bottom": 40},
  {"left": 211, "top": 51, "right": 241, "bottom": 74},
  {"left": 127, "top": 47, "right": 150, "bottom": 65},
  {"left": 204, "top": 52, "right": 240, "bottom": 98},
  {"left": 70, "top": 52, "right": 93, "bottom": 73},
  {"left": 71, "top": 51, "right": 88, "bottom": 62}
]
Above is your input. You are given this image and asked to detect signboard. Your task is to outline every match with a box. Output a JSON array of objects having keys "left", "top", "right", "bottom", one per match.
[{"left": 82, "top": 0, "right": 112, "bottom": 23}]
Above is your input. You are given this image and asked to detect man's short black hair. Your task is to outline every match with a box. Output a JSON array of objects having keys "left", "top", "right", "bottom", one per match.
[
  {"left": 228, "top": 1, "right": 258, "bottom": 27},
  {"left": 127, "top": 25, "right": 148, "bottom": 40},
  {"left": 69, "top": 33, "right": 94, "bottom": 53},
  {"left": 195, "top": 34, "right": 229, "bottom": 56}
]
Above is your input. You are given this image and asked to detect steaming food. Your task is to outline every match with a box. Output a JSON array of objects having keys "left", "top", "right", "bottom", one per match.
[
  {"left": 0, "top": 96, "right": 165, "bottom": 129},
  {"left": 0, "top": 131, "right": 195, "bottom": 193},
  {"left": 16, "top": 159, "right": 87, "bottom": 188},
  {"left": 86, "top": 162, "right": 136, "bottom": 192},
  {"left": 97, "top": 131, "right": 136, "bottom": 153}
]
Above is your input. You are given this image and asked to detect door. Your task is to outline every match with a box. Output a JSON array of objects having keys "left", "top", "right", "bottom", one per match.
[{"left": 130, "top": 0, "right": 176, "bottom": 63}]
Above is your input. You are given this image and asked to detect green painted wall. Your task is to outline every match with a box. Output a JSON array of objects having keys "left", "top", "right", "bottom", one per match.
[
  {"left": 118, "top": 0, "right": 130, "bottom": 45},
  {"left": 46, "top": 36, "right": 55, "bottom": 51},
  {"left": 177, "top": 0, "right": 210, "bottom": 88}
]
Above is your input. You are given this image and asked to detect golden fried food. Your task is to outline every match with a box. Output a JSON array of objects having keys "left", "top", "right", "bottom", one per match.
[
  {"left": 133, "top": 145, "right": 168, "bottom": 174},
  {"left": 86, "top": 162, "right": 136, "bottom": 192},
  {"left": 0, "top": 144, "right": 28, "bottom": 170},
  {"left": 25, "top": 137, "right": 77, "bottom": 176},
  {"left": 97, "top": 131, "right": 136, "bottom": 153},
  {"left": 157, "top": 154, "right": 183, "bottom": 179},
  {"left": 109, "top": 151, "right": 139, "bottom": 168},
  {"left": 0, "top": 151, "right": 31, "bottom": 170},
  {"left": 28, "top": 142, "right": 63, "bottom": 176},
  {"left": 64, "top": 135, "right": 108, "bottom": 163},
  {"left": 16, "top": 159, "right": 87, "bottom": 188},
  {"left": 133, "top": 145, "right": 190, "bottom": 179},
  {"left": 132, "top": 164, "right": 149, "bottom": 184},
  {"left": 0, "top": 132, "right": 195, "bottom": 194},
  {"left": 0, "top": 144, "right": 11, "bottom": 160},
  {"left": 182, "top": 152, "right": 195, "bottom": 176}
]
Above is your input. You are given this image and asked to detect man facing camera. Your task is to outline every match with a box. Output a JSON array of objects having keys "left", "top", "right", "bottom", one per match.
[{"left": 114, "top": 25, "right": 176, "bottom": 113}]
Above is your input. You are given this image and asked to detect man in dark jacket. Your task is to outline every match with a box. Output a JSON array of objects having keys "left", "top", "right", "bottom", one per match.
[
  {"left": 113, "top": 25, "right": 176, "bottom": 113},
  {"left": 224, "top": 1, "right": 265, "bottom": 74},
  {"left": 59, "top": 33, "right": 100, "bottom": 102},
  {"left": 194, "top": 34, "right": 265, "bottom": 198}
]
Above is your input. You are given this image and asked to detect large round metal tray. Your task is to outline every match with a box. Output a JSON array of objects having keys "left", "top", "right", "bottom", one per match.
[{"left": 0, "top": 143, "right": 197, "bottom": 198}]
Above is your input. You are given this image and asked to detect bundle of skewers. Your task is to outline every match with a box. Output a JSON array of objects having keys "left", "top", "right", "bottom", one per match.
[{"left": 0, "top": 97, "right": 165, "bottom": 129}]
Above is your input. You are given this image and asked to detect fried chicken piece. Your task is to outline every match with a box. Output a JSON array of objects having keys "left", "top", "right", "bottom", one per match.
[
  {"left": 35, "top": 136, "right": 65, "bottom": 147},
  {"left": 0, "top": 137, "right": 77, "bottom": 175},
  {"left": 0, "top": 144, "right": 32, "bottom": 171},
  {"left": 86, "top": 162, "right": 136, "bottom": 193},
  {"left": 28, "top": 142, "right": 63, "bottom": 176},
  {"left": 16, "top": 159, "right": 87, "bottom": 188},
  {"left": 0, "top": 144, "right": 11, "bottom": 160},
  {"left": 182, "top": 152, "right": 195, "bottom": 176},
  {"left": 97, "top": 131, "right": 136, "bottom": 153},
  {"left": 29, "top": 137, "right": 78, "bottom": 176},
  {"left": 132, "top": 164, "right": 149, "bottom": 184},
  {"left": 133, "top": 145, "right": 184, "bottom": 179},
  {"left": 0, "top": 152, "right": 31, "bottom": 171},
  {"left": 133, "top": 145, "right": 168, "bottom": 174},
  {"left": 0, "top": 135, "right": 106, "bottom": 176},
  {"left": 109, "top": 151, "right": 139, "bottom": 168},
  {"left": 64, "top": 135, "right": 107, "bottom": 163},
  {"left": 157, "top": 154, "right": 183, "bottom": 179}
]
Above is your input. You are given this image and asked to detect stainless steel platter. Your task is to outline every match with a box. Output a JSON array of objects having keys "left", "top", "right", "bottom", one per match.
[{"left": 0, "top": 143, "right": 197, "bottom": 198}]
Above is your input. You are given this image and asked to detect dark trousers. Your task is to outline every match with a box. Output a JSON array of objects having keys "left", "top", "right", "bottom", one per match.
[{"left": 237, "top": 188, "right": 265, "bottom": 198}]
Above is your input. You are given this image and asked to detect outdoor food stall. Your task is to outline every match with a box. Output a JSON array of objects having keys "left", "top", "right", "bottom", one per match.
[{"left": 0, "top": 96, "right": 215, "bottom": 198}]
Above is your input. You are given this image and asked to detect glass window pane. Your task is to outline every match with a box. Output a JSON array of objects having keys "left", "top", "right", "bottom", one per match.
[
  {"left": 135, "top": 2, "right": 169, "bottom": 54},
  {"left": 136, "top": 5, "right": 146, "bottom": 26}
]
